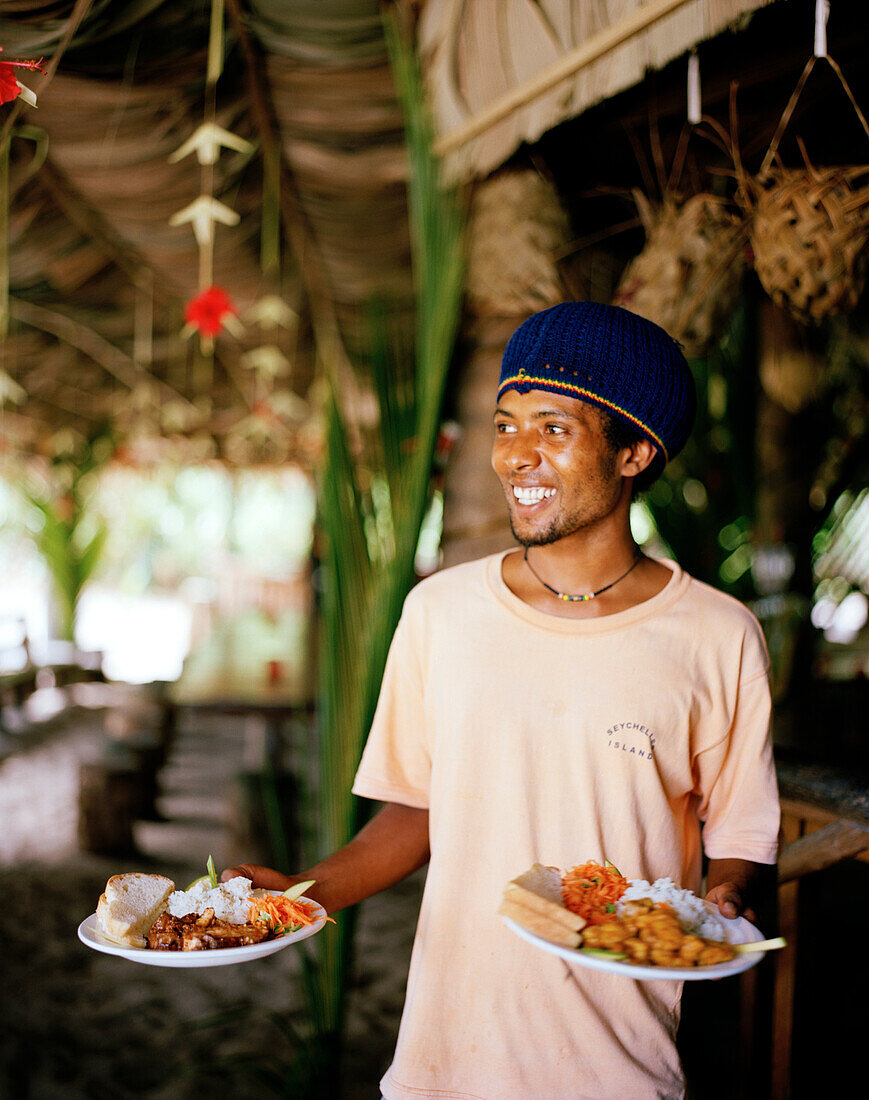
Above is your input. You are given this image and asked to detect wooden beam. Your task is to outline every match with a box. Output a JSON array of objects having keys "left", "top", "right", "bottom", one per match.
[
  {"left": 8, "top": 298, "right": 195, "bottom": 411},
  {"left": 778, "top": 819, "right": 869, "bottom": 884},
  {"left": 36, "top": 159, "right": 184, "bottom": 301},
  {"left": 433, "top": 0, "right": 698, "bottom": 156},
  {"left": 224, "top": 0, "right": 352, "bottom": 377}
]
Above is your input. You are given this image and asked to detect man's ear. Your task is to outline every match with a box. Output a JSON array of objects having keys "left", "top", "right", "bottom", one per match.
[{"left": 618, "top": 438, "right": 657, "bottom": 478}]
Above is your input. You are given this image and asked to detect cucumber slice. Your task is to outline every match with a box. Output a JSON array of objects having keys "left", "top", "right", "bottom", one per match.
[
  {"left": 282, "top": 879, "right": 315, "bottom": 901},
  {"left": 579, "top": 947, "right": 628, "bottom": 960},
  {"left": 733, "top": 936, "right": 787, "bottom": 954}
]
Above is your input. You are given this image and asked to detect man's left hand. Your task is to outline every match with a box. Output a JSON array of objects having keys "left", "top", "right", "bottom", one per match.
[
  {"left": 704, "top": 879, "right": 756, "bottom": 923},
  {"left": 704, "top": 857, "right": 776, "bottom": 925}
]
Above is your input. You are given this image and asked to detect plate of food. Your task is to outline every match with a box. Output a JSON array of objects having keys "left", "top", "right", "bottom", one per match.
[
  {"left": 499, "top": 861, "right": 784, "bottom": 982},
  {"left": 78, "top": 860, "right": 330, "bottom": 968}
]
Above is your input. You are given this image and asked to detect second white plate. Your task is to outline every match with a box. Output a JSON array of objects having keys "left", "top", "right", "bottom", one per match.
[{"left": 503, "top": 903, "right": 766, "bottom": 982}]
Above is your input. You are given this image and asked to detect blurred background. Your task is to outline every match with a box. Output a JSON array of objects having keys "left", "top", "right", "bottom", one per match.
[{"left": 0, "top": 1, "right": 866, "bottom": 1097}]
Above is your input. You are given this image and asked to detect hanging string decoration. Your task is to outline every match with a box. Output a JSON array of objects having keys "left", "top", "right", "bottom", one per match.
[
  {"left": 167, "top": 0, "right": 251, "bottom": 353},
  {"left": 0, "top": 48, "right": 45, "bottom": 107},
  {"left": 182, "top": 284, "right": 242, "bottom": 339}
]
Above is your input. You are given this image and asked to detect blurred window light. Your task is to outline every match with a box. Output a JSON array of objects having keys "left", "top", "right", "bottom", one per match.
[
  {"left": 707, "top": 373, "right": 728, "bottom": 420},
  {"left": 810, "top": 596, "right": 839, "bottom": 630},
  {"left": 811, "top": 488, "right": 869, "bottom": 648},
  {"left": 629, "top": 501, "right": 674, "bottom": 560},
  {"left": 813, "top": 489, "right": 869, "bottom": 590},
  {"left": 821, "top": 591, "right": 868, "bottom": 645},
  {"left": 415, "top": 491, "right": 444, "bottom": 577},
  {"left": 630, "top": 500, "right": 656, "bottom": 546},
  {"left": 720, "top": 543, "right": 753, "bottom": 584},
  {"left": 752, "top": 543, "right": 795, "bottom": 596},
  {"left": 718, "top": 519, "right": 750, "bottom": 552},
  {"left": 682, "top": 479, "right": 708, "bottom": 512}
]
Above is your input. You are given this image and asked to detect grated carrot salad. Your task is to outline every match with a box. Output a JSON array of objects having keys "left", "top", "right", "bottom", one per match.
[
  {"left": 249, "top": 894, "right": 334, "bottom": 936},
  {"left": 562, "top": 861, "right": 629, "bottom": 926}
]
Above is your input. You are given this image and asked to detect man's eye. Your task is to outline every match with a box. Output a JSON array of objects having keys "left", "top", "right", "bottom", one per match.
[
  {"left": 495, "top": 422, "right": 515, "bottom": 433},
  {"left": 545, "top": 423, "right": 567, "bottom": 434}
]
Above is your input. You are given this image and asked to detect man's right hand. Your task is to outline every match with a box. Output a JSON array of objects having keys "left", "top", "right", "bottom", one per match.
[
  {"left": 221, "top": 802, "right": 430, "bottom": 916},
  {"left": 221, "top": 864, "right": 298, "bottom": 893}
]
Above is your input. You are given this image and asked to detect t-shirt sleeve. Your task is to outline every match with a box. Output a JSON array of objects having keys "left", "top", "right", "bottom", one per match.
[
  {"left": 693, "top": 619, "right": 780, "bottom": 865},
  {"left": 352, "top": 604, "right": 431, "bottom": 809}
]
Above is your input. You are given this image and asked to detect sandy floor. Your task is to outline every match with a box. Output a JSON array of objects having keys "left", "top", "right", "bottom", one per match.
[
  {"left": 0, "top": 685, "right": 420, "bottom": 1100},
  {"left": 2, "top": 685, "right": 864, "bottom": 1098}
]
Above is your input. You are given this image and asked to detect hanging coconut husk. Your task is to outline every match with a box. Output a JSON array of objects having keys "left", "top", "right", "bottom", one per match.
[
  {"left": 747, "top": 157, "right": 869, "bottom": 324},
  {"left": 612, "top": 190, "right": 747, "bottom": 358},
  {"left": 465, "top": 166, "right": 571, "bottom": 318}
]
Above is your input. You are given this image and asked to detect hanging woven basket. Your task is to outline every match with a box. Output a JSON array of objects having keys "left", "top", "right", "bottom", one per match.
[
  {"left": 748, "top": 163, "right": 869, "bottom": 324},
  {"left": 612, "top": 191, "right": 747, "bottom": 358},
  {"left": 737, "top": 52, "right": 869, "bottom": 325}
]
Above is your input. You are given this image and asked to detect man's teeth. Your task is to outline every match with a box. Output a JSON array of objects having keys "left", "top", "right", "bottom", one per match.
[{"left": 513, "top": 486, "right": 554, "bottom": 504}]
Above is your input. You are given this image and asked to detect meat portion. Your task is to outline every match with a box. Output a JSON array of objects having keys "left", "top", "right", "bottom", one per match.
[{"left": 147, "top": 909, "right": 270, "bottom": 951}]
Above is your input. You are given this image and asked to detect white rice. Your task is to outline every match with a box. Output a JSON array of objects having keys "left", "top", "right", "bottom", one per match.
[
  {"left": 617, "top": 878, "right": 729, "bottom": 942},
  {"left": 166, "top": 876, "right": 263, "bottom": 924}
]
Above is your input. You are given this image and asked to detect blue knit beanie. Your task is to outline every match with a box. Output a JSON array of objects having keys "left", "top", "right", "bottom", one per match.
[{"left": 498, "top": 302, "right": 696, "bottom": 474}]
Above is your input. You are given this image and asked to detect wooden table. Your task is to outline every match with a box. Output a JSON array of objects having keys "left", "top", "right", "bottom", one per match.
[{"left": 162, "top": 669, "right": 313, "bottom": 769}]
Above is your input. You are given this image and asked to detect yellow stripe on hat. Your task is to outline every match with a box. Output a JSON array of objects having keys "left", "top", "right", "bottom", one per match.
[{"left": 497, "top": 373, "right": 669, "bottom": 462}]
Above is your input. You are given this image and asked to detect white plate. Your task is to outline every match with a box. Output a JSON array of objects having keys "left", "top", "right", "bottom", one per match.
[
  {"left": 78, "top": 895, "right": 328, "bottom": 968},
  {"left": 502, "top": 902, "right": 766, "bottom": 981}
]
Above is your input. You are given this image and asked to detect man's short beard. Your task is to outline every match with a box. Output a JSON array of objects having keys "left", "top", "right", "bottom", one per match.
[
  {"left": 507, "top": 446, "right": 620, "bottom": 547},
  {"left": 509, "top": 517, "right": 564, "bottom": 547}
]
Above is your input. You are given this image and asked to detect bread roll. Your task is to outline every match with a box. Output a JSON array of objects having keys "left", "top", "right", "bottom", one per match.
[
  {"left": 498, "top": 897, "right": 583, "bottom": 948},
  {"left": 502, "top": 863, "right": 586, "bottom": 933},
  {"left": 96, "top": 873, "right": 175, "bottom": 948}
]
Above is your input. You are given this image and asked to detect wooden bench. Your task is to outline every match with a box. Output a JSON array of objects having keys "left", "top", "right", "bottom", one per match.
[
  {"left": 0, "top": 619, "right": 39, "bottom": 732},
  {"left": 0, "top": 618, "right": 104, "bottom": 735}
]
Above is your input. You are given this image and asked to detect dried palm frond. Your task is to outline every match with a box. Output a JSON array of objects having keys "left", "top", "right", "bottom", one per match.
[{"left": 303, "top": 14, "right": 465, "bottom": 1090}]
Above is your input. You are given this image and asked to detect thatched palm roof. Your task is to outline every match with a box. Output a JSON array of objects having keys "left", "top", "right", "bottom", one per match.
[
  {"left": 419, "top": 0, "right": 778, "bottom": 182},
  {"left": 2, "top": 0, "right": 866, "bottom": 472},
  {"left": 0, "top": 0, "right": 413, "bottom": 466}
]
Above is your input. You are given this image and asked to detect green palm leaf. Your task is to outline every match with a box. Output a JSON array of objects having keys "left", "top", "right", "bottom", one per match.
[{"left": 300, "top": 10, "right": 465, "bottom": 1087}]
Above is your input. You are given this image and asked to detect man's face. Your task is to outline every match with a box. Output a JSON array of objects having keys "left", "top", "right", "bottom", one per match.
[{"left": 491, "top": 388, "right": 624, "bottom": 546}]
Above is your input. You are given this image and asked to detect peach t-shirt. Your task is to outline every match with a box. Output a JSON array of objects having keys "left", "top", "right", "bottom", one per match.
[{"left": 353, "top": 553, "right": 779, "bottom": 1100}]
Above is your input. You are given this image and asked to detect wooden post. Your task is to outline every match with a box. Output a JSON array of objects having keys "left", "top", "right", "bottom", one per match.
[
  {"left": 771, "top": 812, "right": 803, "bottom": 1099},
  {"left": 78, "top": 759, "right": 143, "bottom": 855}
]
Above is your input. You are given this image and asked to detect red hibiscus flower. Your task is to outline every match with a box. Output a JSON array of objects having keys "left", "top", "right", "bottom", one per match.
[
  {"left": 0, "top": 49, "right": 46, "bottom": 106},
  {"left": 184, "top": 285, "right": 238, "bottom": 337}
]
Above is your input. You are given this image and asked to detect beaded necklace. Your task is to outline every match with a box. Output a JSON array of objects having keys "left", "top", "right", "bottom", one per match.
[{"left": 523, "top": 548, "right": 642, "bottom": 603}]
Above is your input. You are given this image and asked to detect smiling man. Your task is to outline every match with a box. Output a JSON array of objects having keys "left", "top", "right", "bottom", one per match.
[{"left": 225, "top": 302, "right": 780, "bottom": 1100}]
